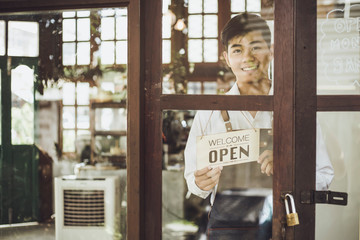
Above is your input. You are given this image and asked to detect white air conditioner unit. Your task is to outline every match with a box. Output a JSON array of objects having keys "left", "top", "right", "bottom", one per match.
[{"left": 55, "top": 175, "right": 121, "bottom": 240}]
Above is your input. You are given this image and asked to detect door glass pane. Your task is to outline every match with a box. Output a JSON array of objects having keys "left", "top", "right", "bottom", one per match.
[
  {"left": 8, "top": 21, "right": 39, "bottom": 57},
  {"left": 162, "top": 0, "right": 274, "bottom": 95},
  {"left": 162, "top": 110, "right": 273, "bottom": 239},
  {"left": 0, "top": 21, "right": 5, "bottom": 55},
  {"left": 316, "top": 112, "right": 360, "bottom": 239},
  {"left": 317, "top": 2, "right": 360, "bottom": 94},
  {"left": 11, "top": 65, "right": 34, "bottom": 145},
  {"left": 1, "top": 7, "right": 128, "bottom": 237}
]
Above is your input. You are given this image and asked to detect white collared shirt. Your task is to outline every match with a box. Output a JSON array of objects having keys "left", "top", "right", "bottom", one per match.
[{"left": 184, "top": 82, "right": 334, "bottom": 201}]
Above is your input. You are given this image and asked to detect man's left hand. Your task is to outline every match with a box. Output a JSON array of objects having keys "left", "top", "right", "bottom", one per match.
[{"left": 258, "top": 150, "right": 273, "bottom": 176}]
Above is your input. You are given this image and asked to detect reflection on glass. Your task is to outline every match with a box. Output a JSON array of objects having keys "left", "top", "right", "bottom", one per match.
[
  {"left": 162, "top": 40, "right": 171, "bottom": 64},
  {"left": 247, "top": 0, "right": 261, "bottom": 12},
  {"left": 77, "top": 42, "right": 90, "bottom": 65},
  {"left": 101, "top": 17, "right": 115, "bottom": 40},
  {"left": 231, "top": 0, "right": 246, "bottom": 12},
  {"left": 116, "top": 16, "right": 127, "bottom": 40},
  {"left": 95, "top": 108, "right": 127, "bottom": 131},
  {"left": 116, "top": 41, "right": 127, "bottom": 64},
  {"left": 188, "top": 0, "right": 203, "bottom": 13},
  {"left": 188, "top": 15, "right": 203, "bottom": 38},
  {"left": 101, "top": 41, "right": 115, "bottom": 65},
  {"left": 8, "top": 21, "right": 39, "bottom": 57},
  {"left": 204, "top": 15, "right": 218, "bottom": 38},
  {"left": 62, "top": 106, "right": 75, "bottom": 129},
  {"left": 62, "top": 82, "right": 75, "bottom": 105},
  {"left": 62, "top": 19, "right": 76, "bottom": 41},
  {"left": 162, "top": 110, "right": 273, "bottom": 239},
  {"left": 63, "top": 11, "right": 76, "bottom": 18},
  {"left": 188, "top": 39, "right": 202, "bottom": 62},
  {"left": 77, "top": 18, "right": 90, "bottom": 41},
  {"left": 77, "top": 107, "right": 90, "bottom": 129},
  {"left": 203, "top": 39, "right": 218, "bottom": 62},
  {"left": 11, "top": 65, "right": 34, "bottom": 145},
  {"left": 77, "top": 11, "right": 90, "bottom": 17},
  {"left": 63, "top": 130, "right": 75, "bottom": 152},
  {"left": 77, "top": 82, "right": 90, "bottom": 105},
  {"left": 204, "top": 0, "right": 218, "bottom": 13},
  {"left": 316, "top": 112, "right": 360, "bottom": 239},
  {"left": 62, "top": 42, "right": 76, "bottom": 65},
  {"left": 0, "top": 21, "right": 5, "bottom": 55},
  {"left": 317, "top": 4, "right": 360, "bottom": 94}
]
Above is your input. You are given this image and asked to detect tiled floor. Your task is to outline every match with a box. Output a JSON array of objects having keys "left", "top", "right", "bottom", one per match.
[{"left": 0, "top": 223, "right": 55, "bottom": 240}]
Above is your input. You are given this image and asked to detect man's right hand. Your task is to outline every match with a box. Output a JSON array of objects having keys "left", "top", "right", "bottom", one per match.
[{"left": 194, "top": 166, "right": 223, "bottom": 191}]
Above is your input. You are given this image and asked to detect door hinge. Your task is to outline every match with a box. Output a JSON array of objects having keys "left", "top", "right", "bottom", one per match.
[{"left": 300, "top": 190, "right": 348, "bottom": 206}]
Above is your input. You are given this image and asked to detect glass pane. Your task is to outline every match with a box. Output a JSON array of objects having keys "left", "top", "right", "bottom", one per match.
[
  {"left": 63, "top": 11, "right": 76, "bottom": 18},
  {"left": 63, "top": 130, "right": 75, "bottom": 152},
  {"left": 203, "top": 81, "right": 218, "bottom": 94},
  {"left": 116, "top": 16, "right": 127, "bottom": 40},
  {"left": 203, "top": 39, "right": 218, "bottom": 62},
  {"left": 11, "top": 65, "right": 34, "bottom": 145},
  {"left": 116, "top": 41, "right": 127, "bottom": 64},
  {"left": 204, "top": 15, "right": 218, "bottom": 38},
  {"left": 247, "top": 0, "right": 261, "bottom": 12},
  {"left": 188, "top": 0, "right": 203, "bottom": 14},
  {"left": 0, "top": 21, "right": 5, "bottom": 55},
  {"left": 77, "top": 11, "right": 90, "bottom": 17},
  {"left": 101, "top": 41, "right": 115, "bottom": 65},
  {"left": 188, "top": 39, "right": 203, "bottom": 62},
  {"left": 317, "top": 3, "right": 360, "bottom": 94},
  {"left": 188, "top": 15, "right": 203, "bottom": 38},
  {"left": 62, "top": 42, "right": 76, "bottom": 65},
  {"left": 101, "top": 9, "right": 115, "bottom": 17},
  {"left": 187, "top": 82, "right": 202, "bottom": 94},
  {"left": 77, "top": 42, "right": 90, "bottom": 65},
  {"left": 162, "top": 110, "right": 273, "bottom": 239},
  {"left": 8, "top": 21, "right": 39, "bottom": 57},
  {"left": 1, "top": 7, "right": 128, "bottom": 238},
  {"left": 204, "top": 0, "right": 218, "bottom": 13},
  {"left": 62, "top": 19, "right": 76, "bottom": 41},
  {"left": 164, "top": 6, "right": 274, "bottom": 94},
  {"left": 62, "top": 82, "right": 75, "bottom": 105},
  {"left": 162, "top": 40, "right": 171, "bottom": 64},
  {"left": 94, "top": 135, "right": 126, "bottom": 167},
  {"left": 77, "top": 82, "right": 90, "bottom": 105},
  {"left": 101, "top": 17, "right": 115, "bottom": 40},
  {"left": 316, "top": 112, "right": 359, "bottom": 239},
  {"left": 62, "top": 106, "right": 75, "bottom": 129},
  {"left": 77, "top": 18, "right": 90, "bottom": 41},
  {"left": 0, "top": 70, "right": 1, "bottom": 145},
  {"left": 231, "top": 0, "right": 246, "bottom": 13},
  {"left": 95, "top": 108, "right": 127, "bottom": 131},
  {"left": 77, "top": 107, "right": 90, "bottom": 129},
  {"left": 163, "top": 15, "right": 172, "bottom": 39}
]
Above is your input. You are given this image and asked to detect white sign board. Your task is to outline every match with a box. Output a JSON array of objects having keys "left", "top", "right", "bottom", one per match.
[{"left": 196, "top": 129, "right": 260, "bottom": 169}]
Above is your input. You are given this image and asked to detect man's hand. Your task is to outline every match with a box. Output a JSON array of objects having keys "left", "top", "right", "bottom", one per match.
[
  {"left": 258, "top": 150, "right": 273, "bottom": 176},
  {"left": 194, "top": 166, "right": 223, "bottom": 191}
]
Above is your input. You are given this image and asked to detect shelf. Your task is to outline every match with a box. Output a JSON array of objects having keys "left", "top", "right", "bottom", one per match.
[
  {"left": 94, "top": 130, "right": 127, "bottom": 136},
  {"left": 90, "top": 100, "right": 126, "bottom": 109}
]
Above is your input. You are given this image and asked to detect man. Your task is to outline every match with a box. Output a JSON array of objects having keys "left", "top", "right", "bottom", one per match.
[{"left": 184, "top": 13, "right": 334, "bottom": 204}]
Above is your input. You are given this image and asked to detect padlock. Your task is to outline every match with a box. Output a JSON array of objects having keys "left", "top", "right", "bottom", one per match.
[{"left": 285, "top": 193, "right": 300, "bottom": 226}]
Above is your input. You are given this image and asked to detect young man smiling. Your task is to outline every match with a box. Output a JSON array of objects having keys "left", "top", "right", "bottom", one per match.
[{"left": 184, "top": 13, "right": 334, "bottom": 205}]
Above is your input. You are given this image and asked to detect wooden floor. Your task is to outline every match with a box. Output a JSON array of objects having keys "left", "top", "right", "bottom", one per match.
[{"left": 0, "top": 223, "right": 55, "bottom": 240}]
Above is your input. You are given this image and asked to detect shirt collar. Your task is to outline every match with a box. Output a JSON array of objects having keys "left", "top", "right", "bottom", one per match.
[{"left": 225, "top": 80, "right": 274, "bottom": 96}]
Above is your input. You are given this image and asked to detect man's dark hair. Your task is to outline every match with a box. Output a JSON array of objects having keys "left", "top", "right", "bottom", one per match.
[{"left": 221, "top": 13, "right": 271, "bottom": 51}]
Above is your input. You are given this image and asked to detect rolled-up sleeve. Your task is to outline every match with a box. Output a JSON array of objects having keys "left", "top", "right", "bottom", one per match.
[{"left": 184, "top": 112, "right": 212, "bottom": 199}]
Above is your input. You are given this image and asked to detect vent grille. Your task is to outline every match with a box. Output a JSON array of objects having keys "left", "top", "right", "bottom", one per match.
[{"left": 63, "top": 189, "right": 105, "bottom": 226}]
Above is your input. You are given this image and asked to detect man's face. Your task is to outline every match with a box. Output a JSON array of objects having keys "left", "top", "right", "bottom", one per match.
[{"left": 223, "top": 30, "right": 273, "bottom": 84}]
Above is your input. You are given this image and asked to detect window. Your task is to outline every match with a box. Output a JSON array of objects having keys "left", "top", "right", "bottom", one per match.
[
  {"left": 62, "top": 11, "right": 91, "bottom": 66},
  {"left": 162, "top": 0, "right": 172, "bottom": 64},
  {"left": 231, "top": 0, "right": 261, "bottom": 17},
  {"left": 187, "top": 0, "right": 218, "bottom": 63},
  {"left": 62, "top": 82, "right": 90, "bottom": 153}
]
